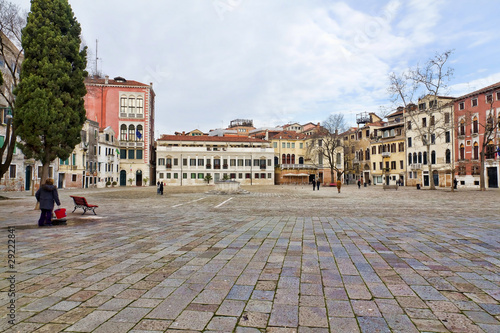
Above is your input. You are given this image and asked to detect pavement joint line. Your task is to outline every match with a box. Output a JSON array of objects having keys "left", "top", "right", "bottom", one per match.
[
  {"left": 215, "top": 197, "right": 233, "bottom": 208},
  {"left": 171, "top": 197, "right": 206, "bottom": 208}
]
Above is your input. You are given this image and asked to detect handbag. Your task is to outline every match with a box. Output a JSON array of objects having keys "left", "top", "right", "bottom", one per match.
[{"left": 35, "top": 201, "right": 40, "bottom": 210}]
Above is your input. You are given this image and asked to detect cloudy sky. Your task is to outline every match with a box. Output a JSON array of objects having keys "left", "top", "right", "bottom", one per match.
[{"left": 11, "top": 0, "right": 500, "bottom": 136}]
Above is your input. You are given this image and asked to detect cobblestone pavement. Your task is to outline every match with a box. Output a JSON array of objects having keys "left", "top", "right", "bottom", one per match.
[{"left": 0, "top": 184, "right": 499, "bottom": 332}]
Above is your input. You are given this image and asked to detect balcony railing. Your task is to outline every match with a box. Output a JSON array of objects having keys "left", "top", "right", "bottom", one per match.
[
  {"left": 410, "top": 163, "right": 422, "bottom": 170},
  {"left": 382, "top": 152, "right": 391, "bottom": 158}
]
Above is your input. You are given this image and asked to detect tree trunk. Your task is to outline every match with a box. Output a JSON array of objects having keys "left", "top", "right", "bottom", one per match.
[
  {"left": 427, "top": 144, "right": 436, "bottom": 190},
  {"left": 479, "top": 151, "right": 485, "bottom": 191},
  {"left": 40, "top": 162, "right": 50, "bottom": 186}
]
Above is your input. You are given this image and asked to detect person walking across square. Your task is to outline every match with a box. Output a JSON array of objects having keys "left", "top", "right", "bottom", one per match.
[{"left": 35, "top": 178, "right": 61, "bottom": 227}]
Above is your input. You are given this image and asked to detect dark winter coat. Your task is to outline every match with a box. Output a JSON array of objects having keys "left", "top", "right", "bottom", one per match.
[{"left": 35, "top": 185, "right": 61, "bottom": 210}]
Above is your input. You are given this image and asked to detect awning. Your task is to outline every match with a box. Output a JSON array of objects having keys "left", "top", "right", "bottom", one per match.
[{"left": 283, "top": 173, "right": 309, "bottom": 177}]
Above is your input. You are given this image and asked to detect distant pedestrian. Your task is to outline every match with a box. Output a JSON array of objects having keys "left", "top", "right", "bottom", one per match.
[
  {"left": 336, "top": 179, "right": 342, "bottom": 193},
  {"left": 453, "top": 178, "right": 458, "bottom": 189},
  {"left": 312, "top": 179, "right": 316, "bottom": 191},
  {"left": 160, "top": 182, "right": 164, "bottom": 195},
  {"left": 157, "top": 181, "right": 160, "bottom": 194},
  {"left": 317, "top": 180, "right": 320, "bottom": 191},
  {"left": 357, "top": 180, "right": 361, "bottom": 189},
  {"left": 35, "top": 178, "right": 61, "bottom": 227}
]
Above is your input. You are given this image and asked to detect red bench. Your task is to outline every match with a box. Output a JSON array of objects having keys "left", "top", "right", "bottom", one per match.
[{"left": 70, "top": 196, "right": 99, "bottom": 215}]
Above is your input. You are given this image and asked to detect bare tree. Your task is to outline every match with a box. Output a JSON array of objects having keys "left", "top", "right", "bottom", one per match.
[
  {"left": 307, "top": 114, "right": 347, "bottom": 183},
  {"left": 0, "top": 0, "right": 25, "bottom": 180},
  {"left": 389, "top": 50, "right": 454, "bottom": 190}
]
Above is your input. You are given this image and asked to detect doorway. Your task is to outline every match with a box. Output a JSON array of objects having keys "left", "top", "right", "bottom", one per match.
[
  {"left": 58, "top": 173, "right": 65, "bottom": 189},
  {"left": 433, "top": 171, "right": 439, "bottom": 187},
  {"left": 136, "top": 170, "right": 142, "bottom": 186},
  {"left": 120, "top": 170, "right": 127, "bottom": 186},
  {"left": 25, "top": 166, "right": 32, "bottom": 191},
  {"left": 487, "top": 167, "right": 498, "bottom": 188},
  {"left": 423, "top": 175, "right": 429, "bottom": 187}
]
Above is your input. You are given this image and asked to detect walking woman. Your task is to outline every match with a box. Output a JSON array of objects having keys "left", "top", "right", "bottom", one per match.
[{"left": 35, "top": 178, "right": 61, "bottom": 227}]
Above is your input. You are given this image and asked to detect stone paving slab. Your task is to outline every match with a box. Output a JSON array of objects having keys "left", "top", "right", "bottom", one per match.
[{"left": 0, "top": 185, "right": 499, "bottom": 332}]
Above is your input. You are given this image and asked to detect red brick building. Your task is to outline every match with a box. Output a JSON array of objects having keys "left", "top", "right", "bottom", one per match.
[
  {"left": 454, "top": 82, "right": 499, "bottom": 188},
  {"left": 84, "top": 76, "right": 155, "bottom": 186}
]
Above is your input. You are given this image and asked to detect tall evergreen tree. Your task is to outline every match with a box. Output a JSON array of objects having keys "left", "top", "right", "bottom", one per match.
[{"left": 14, "top": 0, "right": 87, "bottom": 183}]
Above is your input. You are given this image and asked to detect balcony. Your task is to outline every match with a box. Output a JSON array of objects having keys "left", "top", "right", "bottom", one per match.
[
  {"left": 410, "top": 163, "right": 422, "bottom": 170},
  {"left": 382, "top": 152, "right": 391, "bottom": 158}
]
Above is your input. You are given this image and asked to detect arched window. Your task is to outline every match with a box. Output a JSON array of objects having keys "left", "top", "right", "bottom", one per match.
[
  {"left": 408, "top": 153, "right": 412, "bottom": 165},
  {"left": 423, "top": 151, "right": 428, "bottom": 165},
  {"left": 459, "top": 119, "right": 465, "bottom": 136},
  {"left": 473, "top": 142, "right": 479, "bottom": 160},
  {"left": 120, "top": 96, "right": 127, "bottom": 114},
  {"left": 128, "top": 125, "right": 135, "bottom": 142},
  {"left": 413, "top": 152, "right": 417, "bottom": 164},
  {"left": 282, "top": 154, "right": 286, "bottom": 164},
  {"left": 418, "top": 152, "right": 422, "bottom": 164},
  {"left": 472, "top": 116, "right": 478, "bottom": 133},
  {"left": 136, "top": 98, "right": 144, "bottom": 115},
  {"left": 431, "top": 150, "right": 436, "bottom": 164},
  {"left": 378, "top": 145, "right": 382, "bottom": 154},
  {"left": 128, "top": 97, "right": 135, "bottom": 114},
  {"left": 486, "top": 141, "right": 495, "bottom": 159},
  {"left": 445, "top": 149, "right": 451, "bottom": 164},
  {"left": 360, "top": 150, "right": 364, "bottom": 160},
  {"left": 460, "top": 144, "right": 465, "bottom": 160},
  {"left": 120, "top": 124, "right": 127, "bottom": 141},
  {"left": 291, "top": 154, "right": 295, "bottom": 164},
  {"left": 286, "top": 154, "right": 291, "bottom": 164},
  {"left": 136, "top": 125, "right": 143, "bottom": 141},
  {"left": 365, "top": 148, "right": 370, "bottom": 160}
]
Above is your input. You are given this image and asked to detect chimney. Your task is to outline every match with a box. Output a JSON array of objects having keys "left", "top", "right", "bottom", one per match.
[{"left": 104, "top": 75, "right": 109, "bottom": 84}]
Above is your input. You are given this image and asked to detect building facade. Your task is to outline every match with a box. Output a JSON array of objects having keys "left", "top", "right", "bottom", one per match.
[
  {"left": 156, "top": 135, "right": 275, "bottom": 186},
  {"left": 84, "top": 76, "right": 155, "bottom": 186},
  {"left": 405, "top": 96, "right": 455, "bottom": 188},
  {"left": 454, "top": 82, "right": 500, "bottom": 188},
  {"left": 96, "top": 126, "right": 120, "bottom": 188}
]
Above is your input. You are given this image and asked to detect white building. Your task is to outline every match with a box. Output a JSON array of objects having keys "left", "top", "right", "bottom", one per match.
[
  {"left": 405, "top": 95, "right": 455, "bottom": 188},
  {"left": 96, "top": 126, "right": 120, "bottom": 187},
  {"left": 156, "top": 135, "right": 275, "bottom": 186}
]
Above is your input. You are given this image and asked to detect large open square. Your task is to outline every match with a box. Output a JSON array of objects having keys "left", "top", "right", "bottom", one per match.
[{"left": 1, "top": 185, "right": 499, "bottom": 332}]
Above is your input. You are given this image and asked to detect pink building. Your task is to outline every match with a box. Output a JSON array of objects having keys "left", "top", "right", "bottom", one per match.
[
  {"left": 84, "top": 76, "right": 155, "bottom": 186},
  {"left": 453, "top": 82, "right": 499, "bottom": 188}
]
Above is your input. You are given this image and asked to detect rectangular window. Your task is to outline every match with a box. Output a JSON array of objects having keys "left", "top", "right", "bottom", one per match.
[
  {"left": 183, "top": 173, "right": 187, "bottom": 179},
  {"left": 245, "top": 159, "right": 251, "bottom": 166},
  {"left": 422, "top": 117, "right": 427, "bottom": 127},
  {"left": 300, "top": 143, "right": 303, "bottom": 149},
  {"left": 198, "top": 159, "right": 204, "bottom": 166},
  {"left": 373, "top": 162, "right": 376, "bottom": 170},
  {"left": 136, "top": 149, "right": 143, "bottom": 160},
  {"left": 158, "top": 158, "right": 165, "bottom": 165},
  {"left": 400, "top": 160, "right": 403, "bottom": 169},
  {"left": 430, "top": 116, "right": 435, "bottom": 126},
  {"left": 282, "top": 143, "right": 285, "bottom": 148},
  {"left": 183, "top": 158, "right": 187, "bottom": 166},
  {"left": 159, "top": 173, "right": 164, "bottom": 179},
  {"left": 431, "top": 134, "right": 435, "bottom": 144},
  {"left": 230, "top": 159, "right": 236, "bottom": 166},
  {"left": 391, "top": 161, "right": 396, "bottom": 170},
  {"left": 496, "top": 92, "right": 500, "bottom": 101},
  {"left": 128, "top": 150, "right": 134, "bottom": 159},
  {"left": 471, "top": 98, "right": 478, "bottom": 107},
  {"left": 273, "top": 142, "right": 277, "bottom": 148},
  {"left": 9, "top": 165, "right": 16, "bottom": 178},
  {"left": 238, "top": 159, "right": 243, "bottom": 166},
  {"left": 408, "top": 137, "right": 412, "bottom": 148},
  {"left": 459, "top": 102, "right": 465, "bottom": 110},
  {"left": 407, "top": 121, "right": 411, "bottom": 130},
  {"left": 238, "top": 173, "right": 243, "bottom": 179},
  {"left": 268, "top": 173, "right": 272, "bottom": 179},
  {"left": 174, "top": 158, "right": 179, "bottom": 166},
  {"left": 255, "top": 173, "right": 259, "bottom": 179},
  {"left": 72, "top": 174, "right": 77, "bottom": 182},
  {"left": 253, "top": 159, "right": 260, "bottom": 167},
  {"left": 128, "top": 97, "right": 135, "bottom": 113},
  {"left": 287, "top": 142, "right": 290, "bottom": 148},
  {"left": 291, "top": 143, "right": 295, "bottom": 148},
  {"left": 445, "top": 131, "right": 450, "bottom": 143},
  {"left": 173, "top": 173, "right": 178, "bottom": 179},
  {"left": 191, "top": 173, "right": 196, "bottom": 179},
  {"left": 120, "top": 97, "right": 127, "bottom": 114},
  {"left": 245, "top": 173, "right": 251, "bottom": 179},
  {"left": 379, "top": 162, "right": 383, "bottom": 170},
  {"left": 190, "top": 159, "right": 196, "bottom": 166},
  {"left": 166, "top": 173, "right": 171, "bottom": 179},
  {"left": 444, "top": 113, "right": 450, "bottom": 124},
  {"left": 486, "top": 94, "right": 493, "bottom": 103}
]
